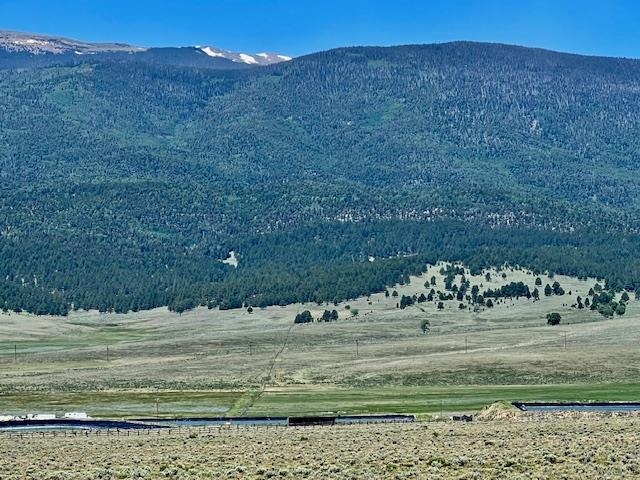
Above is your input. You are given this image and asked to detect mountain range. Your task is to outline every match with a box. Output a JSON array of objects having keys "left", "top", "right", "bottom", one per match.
[
  {"left": 0, "top": 30, "right": 291, "bottom": 68},
  {"left": 1, "top": 31, "right": 639, "bottom": 315}
]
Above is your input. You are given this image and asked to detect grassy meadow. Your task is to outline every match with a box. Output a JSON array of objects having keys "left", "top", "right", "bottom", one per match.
[{"left": 1, "top": 263, "right": 639, "bottom": 418}]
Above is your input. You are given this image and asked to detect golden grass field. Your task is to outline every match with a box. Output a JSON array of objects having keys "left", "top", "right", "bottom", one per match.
[
  {"left": 2, "top": 413, "right": 640, "bottom": 479},
  {"left": 1, "top": 263, "right": 639, "bottom": 418}
]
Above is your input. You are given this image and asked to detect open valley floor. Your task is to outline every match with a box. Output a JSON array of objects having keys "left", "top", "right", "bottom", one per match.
[{"left": 1, "top": 266, "right": 639, "bottom": 419}]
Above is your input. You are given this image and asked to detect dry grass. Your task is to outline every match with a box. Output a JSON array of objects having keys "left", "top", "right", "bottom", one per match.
[
  {"left": 2, "top": 416, "right": 640, "bottom": 479},
  {"left": 0, "top": 264, "right": 638, "bottom": 417}
]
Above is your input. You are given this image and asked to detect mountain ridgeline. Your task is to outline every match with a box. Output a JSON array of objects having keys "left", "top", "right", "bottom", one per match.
[
  {"left": 0, "top": 30, "right": 290, "bottom": 70},
  {"left": 1, "top": 41, "right": 640, "bottom": 315}
]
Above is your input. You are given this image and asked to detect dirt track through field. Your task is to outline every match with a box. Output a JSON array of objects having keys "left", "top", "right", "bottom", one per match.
[{"left": 234, "top": 324, "right": 295, "bottom": 417}]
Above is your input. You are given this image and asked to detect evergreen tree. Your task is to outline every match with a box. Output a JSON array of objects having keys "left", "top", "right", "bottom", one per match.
[
  {"left": 294, "top": 310, "right": 314, "bottom": 324},
  {"left": 546, "top": 312, "right": 562, "bottom": 325}
]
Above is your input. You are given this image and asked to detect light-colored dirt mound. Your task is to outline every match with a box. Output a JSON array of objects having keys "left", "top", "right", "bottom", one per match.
[{"left": 476, "top": 401, "right": 522, "bottom": 421}]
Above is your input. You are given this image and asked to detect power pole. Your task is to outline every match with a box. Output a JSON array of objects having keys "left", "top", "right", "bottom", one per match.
[
  {"left": 106, "top": 346, "right": 109, "bottom": 362},
  {"left": 14, "top": 344, "right": 17, "bottom": 363},
  {"left": 465, "top": 336, "right": 468, "bottom": 354},
  {"left": 564, "top": 333, "right": 567, "bottom": 350},
  {"left": 249, "top": 343, "right": 253, "bottom": 356},
  {"left": 356, "top": 340, "right": 359, "bottom": 358}
]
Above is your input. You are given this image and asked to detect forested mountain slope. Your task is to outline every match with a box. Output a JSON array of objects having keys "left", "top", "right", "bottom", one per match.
[{"left": 1, "top": 42, "right": 640, "bottom": 314}]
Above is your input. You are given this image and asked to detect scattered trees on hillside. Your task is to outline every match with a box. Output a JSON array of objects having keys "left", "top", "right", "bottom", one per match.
[
  {"left": 484, "top": 281, "right": 530, "bottom": 299},
  {"left": 295, "top": 309, "right": 340, "bottom": 324},
  {"left": 420, "top": 319, "right": 430, "bottom": 334},
  {"left": 552, "top": 281, "right": 565, "bottom": 295},
  {"left": 321, "top": 309, "right": 339, "bottom": 322},
  {"left": 400, "top": 295, "right": 415, "bottom": 309},
  {"left": 294, "top": 310, "right": 314, "bottom": 324},
  {"left": 588, "top": 287, "right": 627, "bottom": 318},
  {"left": 169, "top": 298, "right": 198, "bottom": 315},
  {"left": 547, "top": 312, "right": 562, "bottom": 325}
]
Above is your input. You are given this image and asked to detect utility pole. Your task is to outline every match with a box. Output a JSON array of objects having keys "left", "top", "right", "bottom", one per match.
[
  {"left": 249, "top": 343, "right": 253, "bottom": 356},
  {"left": 14, "top": 344, "right": 17, "bottom": 363},
  {"left": 564, "top": 333, "right": 567, "bottom": 350},
  {"left": 465, "top": 336, "right": 468, "bottom": 354},
  {"left": 106, "top": 346, "right": 109, "bottom": 362},
  {"left": 356, "top": 340, "right": 359, "bottom": 358}
]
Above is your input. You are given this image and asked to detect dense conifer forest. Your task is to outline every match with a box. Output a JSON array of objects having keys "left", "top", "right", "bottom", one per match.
[{"left": 1, "top": 42, "right": 640, "bottom": 314}]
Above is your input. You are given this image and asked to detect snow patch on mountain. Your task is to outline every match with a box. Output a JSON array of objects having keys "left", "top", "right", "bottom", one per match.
[
  {"left": 201, "top": 46, "right": 225, "bottom": 58},
  {"left": 198, "top": 46, "right": 291, "bottom": 65},
  {"left": 239, "top": 53, "right": 258, "bottom": 64}
]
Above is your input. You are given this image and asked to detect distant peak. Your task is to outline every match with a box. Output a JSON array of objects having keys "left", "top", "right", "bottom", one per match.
[
  {"left": 0, "top": 30, "right": 143, "bottom": 55},
  {"left": 199, "top": 45, "right": 292, "bottom": 65}
]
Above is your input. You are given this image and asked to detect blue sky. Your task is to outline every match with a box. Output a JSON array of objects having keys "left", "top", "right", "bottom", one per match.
[{"left": 1, "top": 0, "right": 638, "bottom": 58}]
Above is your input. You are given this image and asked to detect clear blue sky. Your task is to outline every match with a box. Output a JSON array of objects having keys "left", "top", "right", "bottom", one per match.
[{"left": 1, "top": 0, "right": 638, "bottom": 58}]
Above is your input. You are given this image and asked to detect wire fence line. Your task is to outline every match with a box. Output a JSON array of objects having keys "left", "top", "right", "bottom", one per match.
[
  {"left": 0, "top": 332, "right": 575, "bottom": 366},
  {"left": 0, "top": 419, "right": 411, "bottom": 440}
]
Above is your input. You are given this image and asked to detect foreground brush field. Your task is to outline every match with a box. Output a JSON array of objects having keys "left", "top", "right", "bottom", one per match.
[
  {"left": 2, "top": 414, "right": 640, "bottom": 479},
  {"left": 1, "top": 264, "right": 639, "bottom": 417}
]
